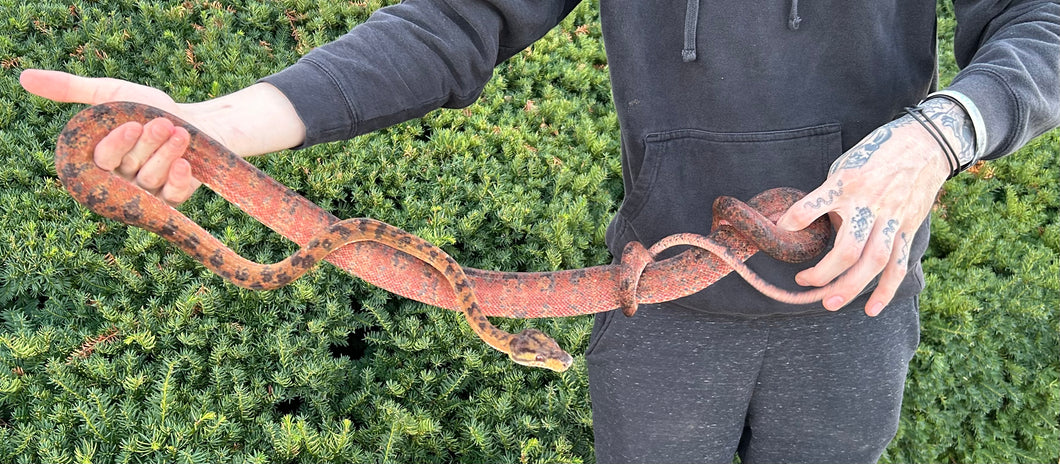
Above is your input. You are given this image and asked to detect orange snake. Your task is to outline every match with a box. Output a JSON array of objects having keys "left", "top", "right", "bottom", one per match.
[{"left": 54, "top": 102, "right": 833, "bottom": 372}]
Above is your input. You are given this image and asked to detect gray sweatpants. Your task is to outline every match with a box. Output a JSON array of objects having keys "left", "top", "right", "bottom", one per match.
[{"left": 585, "top": 296, "right": 920, "bottom": 464}]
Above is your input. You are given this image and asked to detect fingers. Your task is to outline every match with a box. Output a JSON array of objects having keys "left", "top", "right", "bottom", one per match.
[
  {"left": 93, "top": 121, "right": 143, "bottom": 171},
  {"left": 159, "top": 159, "right": 197, "bottom": 206},
  {"left": 779, "top": 177, "right": 921, "bottom": 316},
  {"left": 796, "top": 206, "right": 878, "bottom": 289},
  {"left": 816, "top": 217, "right": 914, "bottom": 317},
  {"left": 92, "top": 117, "right": 198, "bottom": 206},
  {"left": 23, "top": 69, "right": 199, "bottom": 206},
  {"left": 790, "top": 195, "right": 922, "bottom": 316},
  {"left": 118, "top": 118, "right": 177, "bottom": 180},
  {"left": 864, "top": 230, "right": 912, "bottom": 316},
  {"left": 795, "top": 211, "right": 897, "bottom": 310},
  {"left": 95, "top": 118, "right": 177, "bottom": 179},
  {"left": 135, "top": 125, "right": 190, "bottom": 191}
]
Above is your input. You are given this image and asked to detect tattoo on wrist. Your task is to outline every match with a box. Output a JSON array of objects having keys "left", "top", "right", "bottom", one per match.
[
  {"left": 919, "top": 98, "right": 976, "bottom": 168},
  {"left": 829, "top": 98, "right": 977, "bottom": 177}
]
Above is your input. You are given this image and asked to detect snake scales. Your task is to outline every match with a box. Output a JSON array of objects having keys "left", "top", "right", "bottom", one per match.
[{"left": 55, "top": 102, "right": 833, "bottom": 372}]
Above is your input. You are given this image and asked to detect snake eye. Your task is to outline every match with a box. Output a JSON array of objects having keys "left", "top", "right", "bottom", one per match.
[{"left": 535, "top": 354, "right": 546, "bottom": 363}]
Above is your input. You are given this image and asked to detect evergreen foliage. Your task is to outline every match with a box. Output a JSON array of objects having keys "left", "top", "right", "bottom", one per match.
[{"left": 0, "top": 0, "right": 1055, "bottom": 462}]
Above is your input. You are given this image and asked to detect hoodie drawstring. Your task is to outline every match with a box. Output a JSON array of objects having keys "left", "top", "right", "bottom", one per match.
[
  {"left": 788, "top": 0, "right": 802, "bottom": 30},
  {"left": 682, "top": 0, "right": 802, "bottom": 62},
  {"left": 682, "top": 0, "right": 700, "bottom": 62}
]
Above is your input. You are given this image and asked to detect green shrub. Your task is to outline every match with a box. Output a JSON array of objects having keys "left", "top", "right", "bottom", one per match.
[
  {"left": 880, "top": 7, "right": 1060, "bottom": 462},
  {"left": 0, "top": 0, "right": 1056, "bottom": 462}
]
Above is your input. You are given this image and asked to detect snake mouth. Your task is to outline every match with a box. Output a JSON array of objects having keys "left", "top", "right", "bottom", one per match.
[{"left": 551, "top": 352, "right": 575, "bottom": 372}]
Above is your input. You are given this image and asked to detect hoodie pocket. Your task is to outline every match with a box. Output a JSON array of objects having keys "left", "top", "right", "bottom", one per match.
[{"left": 606, "top": 123, "right": 843, "bottom": 316}]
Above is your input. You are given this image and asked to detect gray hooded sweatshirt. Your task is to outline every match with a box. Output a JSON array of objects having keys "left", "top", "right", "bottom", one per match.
[{"left": 261, "top": 0, "right": 1060, "bottom": 317}]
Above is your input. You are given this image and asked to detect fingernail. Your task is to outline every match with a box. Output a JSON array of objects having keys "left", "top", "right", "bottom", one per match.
[
  {"left": 868, "top": 302, "right": 884, "bottom": 317},
  {"left": 825, "top": 296, "right": 844, "bottom": 310}
]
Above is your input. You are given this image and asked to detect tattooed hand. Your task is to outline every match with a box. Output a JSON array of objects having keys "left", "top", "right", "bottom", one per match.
[{"left": 776, "top": 97, "right": 975, "bottom": 316}]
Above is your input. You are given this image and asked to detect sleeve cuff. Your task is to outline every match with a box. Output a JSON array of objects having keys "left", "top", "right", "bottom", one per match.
[
  {"left": 259, "top": 58, "right": 360, "bottom": 149},
  {"left": 941, "top": 70, "right": 1026, "bottom": 159}
]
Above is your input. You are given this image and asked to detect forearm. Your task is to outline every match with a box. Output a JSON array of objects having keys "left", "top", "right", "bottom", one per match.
[
  {"left": 261, "top": 0, "right": 578, "bottom": 148},
  {"left": 183, "top": 82, "right": 305, "bottom": 157},
  {"left": 950, "top": 1, "right": 1060, "bottom": 158}
]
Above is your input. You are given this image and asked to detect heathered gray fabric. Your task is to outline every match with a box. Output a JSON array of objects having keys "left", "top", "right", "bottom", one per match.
[{"left": 586, "top": 296, "right": 920, "bottom": 464}]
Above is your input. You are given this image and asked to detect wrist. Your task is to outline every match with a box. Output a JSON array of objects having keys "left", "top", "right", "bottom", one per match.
[
  {"left": 183, "top": 83, "right": 306, "bottom": 157},
  {"left": 917, "top": 96, "right": 980, "bottom": 174},
  {"left": 899, "top": 106, "right": 961, "bottom": 179},
  {"left": 899, "top": 110, "right": 954, "bottom": 180}
]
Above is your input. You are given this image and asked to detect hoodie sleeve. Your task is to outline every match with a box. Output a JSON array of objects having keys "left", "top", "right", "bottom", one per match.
[
  {"left": 260, "top": 0, "right": 580, "bottom": 148},
  {"left": 947, "top": 0, "right": 1060, "bottom": 159}
]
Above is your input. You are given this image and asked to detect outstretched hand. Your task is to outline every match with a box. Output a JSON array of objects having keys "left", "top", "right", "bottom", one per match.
[
  {"left": 21, "top": 69, "right": 201, "bottom": 205},
  {"left": 777, "top": 99, "right": 974, "bottom": 316},
  {"left": 21, "top": 69, "right": 305, "bottom": 206}
]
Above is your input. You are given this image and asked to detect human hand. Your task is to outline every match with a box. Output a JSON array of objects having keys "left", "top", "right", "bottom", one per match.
[
  {"left": 776, "top": 99, "right": 975, "bottom": 316},
  {"left": 20, "top": 69, "right": 201, "bottom": 205},
  {"left": 21, "top": 69, "right": 305, "bottom": 206}
]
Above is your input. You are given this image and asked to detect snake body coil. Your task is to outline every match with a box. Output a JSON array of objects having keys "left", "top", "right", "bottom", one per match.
[{"left": 55, "top": 102, "right": 833, "bottom": 372}]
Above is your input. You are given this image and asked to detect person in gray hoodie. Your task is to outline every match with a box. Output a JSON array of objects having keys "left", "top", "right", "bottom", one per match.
[{"left": 21, "top": 1, "right": 1060, "bottom": 462}]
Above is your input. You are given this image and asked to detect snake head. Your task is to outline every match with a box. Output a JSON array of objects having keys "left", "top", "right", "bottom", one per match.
[{"left": 507, "top": 328, "right": 574, "bottom": 372}]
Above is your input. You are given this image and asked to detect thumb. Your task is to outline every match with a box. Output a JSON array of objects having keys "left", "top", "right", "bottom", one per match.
[
  {"left": 20, "top": 69, "right": 176, "bottom": 110},
  {"left": 775, "top": 199, "right": 823, "bottom": 232},
  {"left": 20, "top": 69, "right": 106, "bottom": 103}
]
